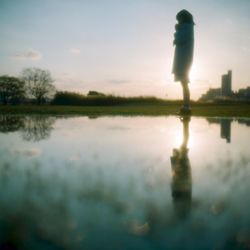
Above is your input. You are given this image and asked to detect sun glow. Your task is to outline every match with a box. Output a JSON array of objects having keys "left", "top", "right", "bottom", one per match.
[
  {"left": 174, "top": 126, "right": 197, "bottom": 149},
  {"left": 189, "top": 63, "right": 199, "bottom": 83}
]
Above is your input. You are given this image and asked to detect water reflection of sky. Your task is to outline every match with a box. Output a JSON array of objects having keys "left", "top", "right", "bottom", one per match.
[{"left": 0, "top": 116, "right": 250, "bottom": 249}]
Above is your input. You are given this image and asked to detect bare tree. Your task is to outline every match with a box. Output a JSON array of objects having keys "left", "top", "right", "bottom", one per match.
[{"left": 21, "top": 68, "right": 55, "bottom": 104}]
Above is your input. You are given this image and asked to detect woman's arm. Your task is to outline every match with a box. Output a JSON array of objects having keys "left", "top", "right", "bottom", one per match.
[{"left": 174, "top": 25, "right": 194, "bottom": 45}]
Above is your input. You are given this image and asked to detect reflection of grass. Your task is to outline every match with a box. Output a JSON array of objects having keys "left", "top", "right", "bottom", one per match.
[
  {"left": 0, "top": 160, "right": 131, "bottom": 249},
  {"left": 1, "top": 151, "right": 250, "bottom": 248},
  {"left": 1, "top": 103, "right": 250, "bottom": 117}
]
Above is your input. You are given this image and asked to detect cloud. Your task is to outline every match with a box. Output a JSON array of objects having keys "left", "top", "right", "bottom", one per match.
[
  {"left": 55, "top": 76, "right": 86, "bottom": 88},
  {"left": 106, "top": 79, "right": 131, "bottom": 85},
  {"left": 13, "top": 48, "right": 42, "bottom": 60},
  {"left": 193, "top": 79, "right": 210, "bottom": 85},
  {"left": 68, "top": 155, "right": 81, "bottom": 162},
  {"left": 54, "top": 77, "right": 132, "bottom": 92},
  {"left": 14, "top": 148, "right": 41, "bottom": 157},
  {"left": 241, "top": 46, "right": 250, "bottom": 53},
  {"left": 54, "top": 75, "right": 163, "bottom": 96},
  {"left": 69, "top": 48, "right": 81, "bottom": 54}
]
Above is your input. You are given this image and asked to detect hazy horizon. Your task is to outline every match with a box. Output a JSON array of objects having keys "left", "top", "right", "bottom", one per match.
[{"left": 1, "top": 0, "right": 250, "bottom": 100}]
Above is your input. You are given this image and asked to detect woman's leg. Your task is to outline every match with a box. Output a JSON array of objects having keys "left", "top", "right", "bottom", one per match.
[{"left": 181, "top": 80, "right": 190, "bottom": 108}]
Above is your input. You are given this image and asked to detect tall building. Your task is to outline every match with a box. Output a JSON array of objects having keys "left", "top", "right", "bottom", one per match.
[{"left": 221, "top": 70, "right": 232, "bottom": 97}]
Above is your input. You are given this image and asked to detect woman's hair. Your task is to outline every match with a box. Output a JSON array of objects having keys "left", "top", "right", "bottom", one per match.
[{"left": 176, "top": 9, "right": 194, "bottom": 24}]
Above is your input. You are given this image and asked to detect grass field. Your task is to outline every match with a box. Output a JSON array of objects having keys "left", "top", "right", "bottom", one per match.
[{"left": 1, "top": 103, "right": 250, "bottom": 117}]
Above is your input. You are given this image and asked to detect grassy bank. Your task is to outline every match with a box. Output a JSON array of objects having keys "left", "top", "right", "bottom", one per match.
[{"left": 1, "top": 103, "right": 250, "bottom": 117}]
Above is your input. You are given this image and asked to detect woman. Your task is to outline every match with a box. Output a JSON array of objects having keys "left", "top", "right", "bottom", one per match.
[{"left": 172, "top": 10, "right": 195, "bottom": 114}]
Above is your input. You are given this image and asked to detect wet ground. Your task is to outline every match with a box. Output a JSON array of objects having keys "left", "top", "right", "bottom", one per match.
[{"left": 0, "top": 115, "right": 250, "bottom": 249}]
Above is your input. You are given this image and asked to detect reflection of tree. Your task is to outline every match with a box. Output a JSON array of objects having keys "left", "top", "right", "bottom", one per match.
[
  {"left": 0, "top": 115, "right": 55, "bottom": 141},
  {"left": 21, "top": 116, "right": 56, "bottom": 142},
  {"left": 0, "top": 115, "right": 24, "bottom": 133},
  {"left": 170, "top": 116, "right": 192, "bottom": 219}
]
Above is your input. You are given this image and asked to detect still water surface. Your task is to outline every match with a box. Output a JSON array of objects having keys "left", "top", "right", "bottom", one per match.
[{"left": 0, "top": 115, "right": 250, "bottom": 249}]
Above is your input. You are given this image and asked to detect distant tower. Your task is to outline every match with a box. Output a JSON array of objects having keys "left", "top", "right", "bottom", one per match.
[{"left": 221, "top": 70, "right": 232, "bottom": 97}]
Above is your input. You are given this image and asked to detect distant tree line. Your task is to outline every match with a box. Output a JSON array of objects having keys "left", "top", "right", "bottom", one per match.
[{"left": 52, "top": 91, "right": 168, "bottom": 106}]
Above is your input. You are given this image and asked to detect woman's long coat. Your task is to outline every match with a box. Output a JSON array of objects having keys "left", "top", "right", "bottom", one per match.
[{"left": 172, "top": 23, "right": 194, "bottom": 82}]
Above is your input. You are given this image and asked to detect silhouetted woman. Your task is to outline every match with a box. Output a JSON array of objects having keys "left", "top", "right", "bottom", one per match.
[{"left": 172, "top": 10, "right": 195, "bottom": 114}]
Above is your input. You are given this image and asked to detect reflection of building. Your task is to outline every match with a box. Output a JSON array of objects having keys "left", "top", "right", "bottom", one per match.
[
  {"left": 237, "top": 118, "right": 250, "bottom": 127},
  {"left": 206, "top": 118, "right": 232, "bottom": 143},
  {"left": 220, "top": 119, "right": 231, "bottom": 143},
  {"left": 221, "top": 70, "right": 232, "bottom": 97}
]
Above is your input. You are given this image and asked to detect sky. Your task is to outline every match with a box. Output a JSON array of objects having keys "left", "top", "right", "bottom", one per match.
[{"left": 0, "top": 0, "right": 250, "bottom": 100}]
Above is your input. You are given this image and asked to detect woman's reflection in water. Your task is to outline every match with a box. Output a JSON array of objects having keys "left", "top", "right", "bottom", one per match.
[{"left": 170, "top": 116, "right": 192, "bottom": 219}]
